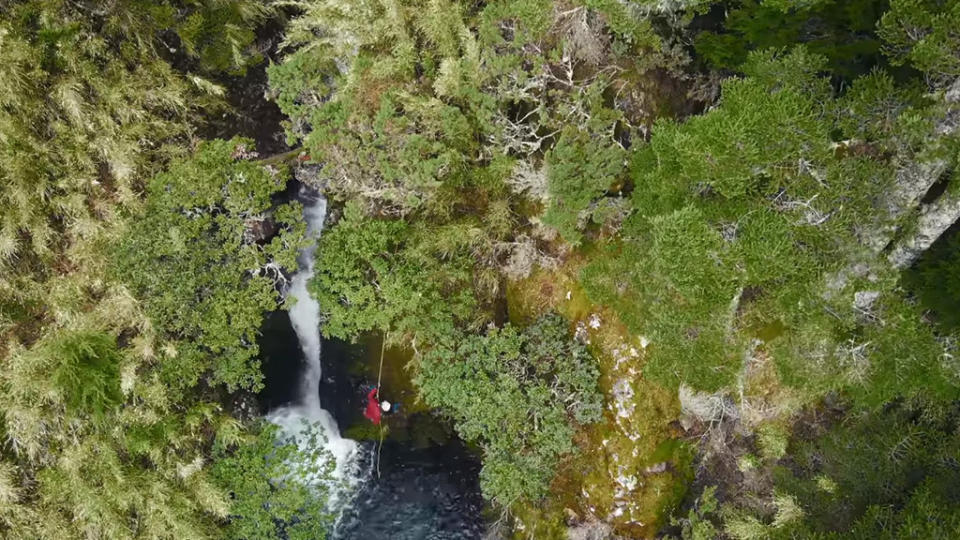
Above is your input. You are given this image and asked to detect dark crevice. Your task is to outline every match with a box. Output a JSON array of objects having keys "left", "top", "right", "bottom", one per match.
[{"left": 920, "top": 166, "right": 954, "bottom": 205}]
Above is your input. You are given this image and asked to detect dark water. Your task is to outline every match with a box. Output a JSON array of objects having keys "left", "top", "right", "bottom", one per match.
[
  {"left": 258, "top": 310, "right": 302, "bottom": 410},
  {"left": 335, "top": 441, "right": 486, "bottom": 540},
  {"left": 258, "top": 310, "right": 488, "bottom": 540}
]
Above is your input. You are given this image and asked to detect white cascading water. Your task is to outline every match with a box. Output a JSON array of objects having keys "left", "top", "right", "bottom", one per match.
[{"left": 267, "top": 189, "right": 363, "bottom": 512}]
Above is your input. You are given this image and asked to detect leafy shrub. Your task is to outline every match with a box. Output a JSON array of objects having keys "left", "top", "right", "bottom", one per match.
[
  {"left": 771, "top": 401, "right": 960, "bottom": 535},
  {"left": 904, "top": 226, "right": 960, "bottom": 331},
  {"left": 114, "top": 138, "right": 304, "bottom": 392},
  {"left": 879, "top": 0, "right": 960, "bottom": 87},
  {"left": 415, "top": 313, "right": 603, "bottom": 506},
  {"left": 310, "top": 202, "right": 479, "bottom": 344},
  {"left": 582, "top": 207, "right": 742, "bottom": 390},
  {"left": 10, "top": 331, "right": 122, "bottom": 420},
  {"left": 694, "top": 0, "right": 887, "bottom": 79},
  {"left": 213, "top": 422, "right": 334, "bottom": 540},
  {"left": 543, "top": 126, "right": 627, "bottom": 245},
  {"left": 755, "top": 424, "right": 789, "bottom": 460}
]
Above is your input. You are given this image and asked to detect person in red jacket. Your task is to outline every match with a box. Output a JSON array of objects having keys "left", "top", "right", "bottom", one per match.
[{"left": 363, "top": 387, "right": 382, "bottom": 425}]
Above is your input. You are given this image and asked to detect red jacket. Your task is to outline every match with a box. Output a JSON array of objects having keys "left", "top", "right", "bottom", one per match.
[{"left": 363, "top": 388, "right": 381, "bottom": 425}]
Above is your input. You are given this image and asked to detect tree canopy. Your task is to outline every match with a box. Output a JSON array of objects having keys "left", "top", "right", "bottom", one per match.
[
  {"left": 416, "top": 313, "right": 603, "bottom": 506},
  {"left": 114, "top": 138, "right": 305, "bottom": 392},
  {"left": 4, "top": 0, "right": 960, "bottom": 537}
]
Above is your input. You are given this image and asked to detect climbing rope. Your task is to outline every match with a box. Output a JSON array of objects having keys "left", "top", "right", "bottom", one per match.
[
  {"left": 376, "top": 332, "right": 385, "bottom": 389},
  {"left": 375, "top": 334, "right": 386, "bottom": 478}
]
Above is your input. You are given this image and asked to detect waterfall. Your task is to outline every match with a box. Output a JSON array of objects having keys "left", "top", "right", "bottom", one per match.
[{"left": 267, "top": 188, "right": 362, "bottom": 513}]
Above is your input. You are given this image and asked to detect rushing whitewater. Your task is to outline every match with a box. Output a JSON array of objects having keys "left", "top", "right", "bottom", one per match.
[{"left": 267, "top": 189, "right": 362, "bottom": 511}]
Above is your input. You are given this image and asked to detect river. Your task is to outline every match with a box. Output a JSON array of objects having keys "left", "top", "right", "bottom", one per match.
[{"left": 258, "top": 187, "right": 488, "bottom": 539}]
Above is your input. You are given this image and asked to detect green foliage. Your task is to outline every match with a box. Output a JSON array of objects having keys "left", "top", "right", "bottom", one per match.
[
  {"left": 310, "top": 202, "right": 479, "bottom": 344},
  {"left": 842, "top": 482, "right": 960, "bottom": 539},
  {"left": 415, "top": 313, "right": 603, "bottom": 506},
  {"left": 834, "top": 69, "right": 927, "bottom": 149},
  {"left": 694, "top": 0, "right": 888, "bottom": 78},
  {"left": 755, "top": 423, "right": 789, "bottom": 460},
  {"left": 5, "top": 1, "right": 960, "bottom": 538},
  {"left": 6, "top": 331, "right": 122, "bottom": 425},
  {"left": 300, "top": 92, "right": 479, "bottom": 214},
  {"left": 310, "top": 202, "right": 411, "bottom": 338},
  {"left": 582, "top": 43, "right": 960, "bottom": 410},
  {"left": 633, "top": 48, "right": 831, "bottom": 212},
  {"left": 582, "top": 51, "right": 834, "bottom": 390},
  {"left": 543, "top": 125, "right": 627, "bottom": 245},
  {"left": 114, "top": 138, "right": 305, "bottom": 392},
  {"left": 673, "top": 486, "right": 720, "bottom": 540},
  {"left": 269, "top": 0, "right": 486, "bottom": 215},
  {"left": 904, "top": 226, "right": 960, "bottom": 330},
  {"left": 266, "top": 47, "right": 337, "bottom": 125},
  {"left": 270, "top": 0, "right": 660, "bottom": 221},
  {"left": 2, "top": 327, "right": 243, "bottom": 538},
  {"left": 213, "top": 422, "right": 334, "bottom": 540},
  {"left": 48, "top": 332, "right": 123, "bottom": 418},
  {"left": 674, "top": 404, "right": 960, "bottom": 539},
  {"left": 612, "top": 207, "right": 741, "bottom": 390},
  {"left": 879, "top": 0, "right": 960, "bottom": 87},
  {"left": 770, "top": 275, "right": 960, "bottom": 406},
  {"left": 772, "top": 400, "right": 960, "bottom": 536},
  {"left": 0, "top": 0, "right": 268, "bottom": 346},
  {"left": 170, "top": 1, "right": 271, "bottom": 74},
  {"left": 0, "top": 2, "right": 273, "bottom": 516}
]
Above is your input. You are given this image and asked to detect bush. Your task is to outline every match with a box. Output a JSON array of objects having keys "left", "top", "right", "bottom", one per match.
[
  {"left": 542, "top": 125, "right": 627, "bottom": 245},
  {"left": 694, "top": 0, "right": 887, "bottom": 79},
  {"left": 415, "top": 313, "right": 603, "bottom": 506},
  {"left": 114, "top": 138, "right": 304, "bottom": 392},
  {"left": 213, "top": 422, "right": 335, "bottom": 540}
]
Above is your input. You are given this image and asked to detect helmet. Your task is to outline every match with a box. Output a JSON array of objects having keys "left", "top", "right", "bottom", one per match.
[{"left": 380, "top": 400, "right": 392, "bottom": 412}]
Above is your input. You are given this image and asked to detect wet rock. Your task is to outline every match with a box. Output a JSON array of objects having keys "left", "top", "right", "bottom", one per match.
[
  {"left": 567, "top": 520, "right": 614, "bottom": 540},
  {"left": 853, "top": 290, "right": 880, "bottom": 312},
  {"left": 243, "top": 215, "right": 279, "bottom": 244},
  {"left": 294, "top": 160, "right": 325, "bottom": 189},
  {"left": 643, "top": 462, "right": 669, "bottom": 475}
]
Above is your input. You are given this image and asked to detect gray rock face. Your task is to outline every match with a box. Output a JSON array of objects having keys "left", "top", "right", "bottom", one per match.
[
  {"left": 946, "top": 77, "right": 960, "bottom": 104},
  {"left": 294, "top": 161, "right": 325, "bottom": 189},
  {"left": 865, "top": 157, "right": 953, "bottom": 253},
  {"left": 862, "top": 76, "right": 960, "bottom": 255},
  {"left": 567, "top": 520, "right": 615, "bottom": 540},
  {"left": 854, "top": 290, "right": 880, "bottom": 312},
  {"left": 889, "top": 192, "right": 960, "bottom": 269},
  {"left": 243, "top": 215, "right": 278, "bottom": 244}
]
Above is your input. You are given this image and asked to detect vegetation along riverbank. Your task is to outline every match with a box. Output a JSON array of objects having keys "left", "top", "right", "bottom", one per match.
[{"left": 2, "top": 0, "right": 960, "bottom": 538}]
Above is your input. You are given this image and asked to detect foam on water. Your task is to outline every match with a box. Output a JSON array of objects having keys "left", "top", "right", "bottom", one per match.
[{"left": 267, "top": 189, "right": 363, "bottom": 512}]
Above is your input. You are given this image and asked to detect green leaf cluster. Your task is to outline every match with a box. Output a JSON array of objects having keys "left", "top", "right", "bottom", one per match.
[
  {"left": 0, "top": 0, "right": 267, "bottom": 344},
  {"left": 415, "top": 313, "right": 603, "bottom": 506},
  {"left": 879, "top": 0, "right": 960, "bottom": 87},
  {"left": 543, "top": 124, "right": 627, "bottom": 245},
  {"left": 114, "top": 138, "right": 305, "bottom": 392},
  {"left": 904, "top": 221, "right": 960, "bottom": 331},
  {"left": 212, "top": 421, "right": 335, "bottom": 540},
  {"left": 0, "top": 4, "right": 287, "bottom": 537},
  {"left": 583, "top": 46, "right": 958, "bottom": 405},
  {"left": 723, "top": 400, "right": 960, "bottom": 538},
  {"left": 693, "top": 0, "right": 888, "bottom": 79},
  {"left": 310, "top": 201, "right": 479, "bottom": 345}
]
